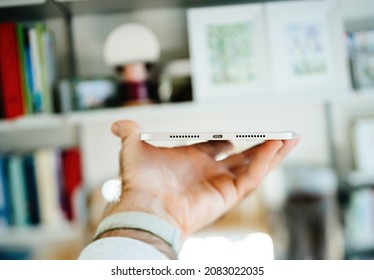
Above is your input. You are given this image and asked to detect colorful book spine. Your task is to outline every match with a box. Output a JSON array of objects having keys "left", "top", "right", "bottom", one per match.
[
  {"left": 61, "top": 148, "right": 82, "bottom": 221},
  {"left": 0, "top": 22, "right": 25, "bottom": 119},
  {"left": 43, "top": 29, "right": 57, "bottom": 113},
  {"left": 34, "top": 148, "right": 65, "bottom": 226},
  {"left": 16, "top": 23, "right": 33, "bottom": 114},
  {"left": 36, "top": 23, "right": 52, "bottom": 113},
  {"left": 7, "top": 155, "right": 29, "bottom": 226},
  {"left": 23, "top": 153, "right": 40, "bottom": 225},
  {"left": 0, "top": 156, "right": 11, "bottom": 227},
  {"left": 28, "top": 26, "right": 43, "bottom": 113}
]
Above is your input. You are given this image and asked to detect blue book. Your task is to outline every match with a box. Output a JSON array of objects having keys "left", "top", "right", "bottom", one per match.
[
  {"left": 7, "top": 155, "right": 29, "bottom": 226},
  {"left": 23, "top": 153, "right": 40, "bottom": 225},
  {"left": 0, "top": 156, "right": 11, "bottom": 227}
]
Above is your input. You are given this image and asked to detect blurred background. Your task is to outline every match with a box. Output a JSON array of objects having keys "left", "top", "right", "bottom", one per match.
[{"left": 0, "top": 0, "right": 373, "bottom": 260}]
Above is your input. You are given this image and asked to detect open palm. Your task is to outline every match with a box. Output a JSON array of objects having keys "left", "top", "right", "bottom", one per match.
[{"left": 109, "top": 120, "right": 299, "bottom": 240}]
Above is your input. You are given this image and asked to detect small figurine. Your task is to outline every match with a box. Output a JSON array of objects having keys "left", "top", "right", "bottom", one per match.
[{"left": 103, "top": 23, "right": 160, "bottom": 106}]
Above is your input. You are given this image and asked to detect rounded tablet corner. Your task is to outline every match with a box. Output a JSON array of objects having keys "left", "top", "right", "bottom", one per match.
[
  {"left": 139, "top": 133, "right": 150, "bottom": 141},
  {"left": 291, "top": 131, "right": 298, "bottom": 139}
]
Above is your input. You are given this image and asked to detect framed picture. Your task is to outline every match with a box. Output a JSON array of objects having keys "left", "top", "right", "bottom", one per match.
[
  {"left": 353, "top": 118, "right": 374, "bottom": 172},
  {"left": 187, "top": 4, "right": 269, "bottom": 102},
  {"left": 348, "top": 30, "right": 374, "bottom": 90},
  {"left": 266, "top": 0, "right": 350, "bottom": 93}
]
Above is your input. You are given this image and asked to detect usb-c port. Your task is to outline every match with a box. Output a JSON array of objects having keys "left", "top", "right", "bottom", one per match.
[{"left": 213, "top": 134, "right": 223, "bottom": 139}]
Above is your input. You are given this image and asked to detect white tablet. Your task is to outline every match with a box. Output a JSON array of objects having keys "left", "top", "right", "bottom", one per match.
[{"left": 140, "top": 131, "right": 297, "bottom": 141}]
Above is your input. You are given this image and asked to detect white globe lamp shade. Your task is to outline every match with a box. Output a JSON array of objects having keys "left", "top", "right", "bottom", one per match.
[{"left": 103, "top": 23, "right": 161, "bottom": 67}]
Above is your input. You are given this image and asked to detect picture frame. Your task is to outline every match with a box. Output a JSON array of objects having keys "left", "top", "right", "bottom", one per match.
[
  {"left": 348, "top": 30, "right": 374, "bottom": 90},
  {"left": 187, "top": 4, "right": 269, "bottom": 102},
  {"left": 266, "top": 0, "right": 350, "bottom": 93},
  {"left": 353, "top": 118, "right": 374, "bottom": 172}
]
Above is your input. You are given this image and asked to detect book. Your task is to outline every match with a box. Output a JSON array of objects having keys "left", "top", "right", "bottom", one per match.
[
  {"left": 23, "top": 153, "right": 40, "bottom": 225},
  {"left": 23, "top": 24, "right": 38, "bottom": 113},
  {"left": 34, "top": 148, "right": 65, "bottom": 226},
  {"left": 0, "top": 156, "right": 11, "bottom": 227},
  {"left": 0, "top": 81, "right": 3, "bottom": 119},
  {"left": 16, "top": 23, "right": 33, "bottom": 114},
  {"left": 7, "top": 155, "right": 29, "bottom": 226},
  {"left": 35, "top": 23, "right": 52, "bottom": 113},
  {"left": 61, "top": 148, "right": 82, "bottom": 221},
  {"left": 0, "top": 22, "right": 25, "bottom": 119},
  {"left": 28, "top": 25, "right": 43, "bottom": 113},
  {"left": 43, "top": 29, "right": 57, "bottom": 113},
  {"left": 55, "top": 149, "right": 68, "bottom": 221}
]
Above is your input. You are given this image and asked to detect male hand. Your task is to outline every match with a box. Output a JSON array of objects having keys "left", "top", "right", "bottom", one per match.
[{"left": 108, "top": 120, "right": 299, "bottom": 241}]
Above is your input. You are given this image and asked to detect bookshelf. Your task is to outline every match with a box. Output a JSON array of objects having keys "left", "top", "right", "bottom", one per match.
[
  {"left": 56, "top": 0, "right": 290, "bottom": 15},
  {"left": 1, "top": 0, "right": 374, "bottom": 260},
  {"left": 0, "top": 0, "right": 81, "bottom": 260},
  {"left": 0, "top": 1, "right": 66, "bottom": 22}
]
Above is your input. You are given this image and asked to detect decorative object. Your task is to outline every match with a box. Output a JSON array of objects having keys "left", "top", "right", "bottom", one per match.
[
  {"left": 103, "top": 23, "right": 160, "bottom": 105},
  {"left": 187, "top": 4, "right": 269, "bottom": 102},
  {"left": 347, "top": 30, "right": 374, "bottom": 90},
  {"left": 266, "top": 0, "right": 349, "bottom": 93}
]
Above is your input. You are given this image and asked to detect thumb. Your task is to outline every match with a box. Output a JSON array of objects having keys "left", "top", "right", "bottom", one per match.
[{"left": 111, "top": 120, "right": 141, "bottom": 142}]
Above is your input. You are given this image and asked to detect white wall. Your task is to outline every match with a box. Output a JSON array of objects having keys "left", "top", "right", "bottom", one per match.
[{"left": 71, "top": 0, "right": 374, "bottom": 76}]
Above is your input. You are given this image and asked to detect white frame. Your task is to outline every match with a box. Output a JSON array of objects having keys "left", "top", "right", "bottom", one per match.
[
  {"left": 266, "top": 0, "right": 350, "bottom": 93},
  {"left": 187, "top": 4, "right": 269, "bottom": 102}
]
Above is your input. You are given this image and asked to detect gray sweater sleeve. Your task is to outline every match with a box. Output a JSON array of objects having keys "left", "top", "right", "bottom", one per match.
[{"left": 78, "top": 237, "right": 169, "bottom": 260}]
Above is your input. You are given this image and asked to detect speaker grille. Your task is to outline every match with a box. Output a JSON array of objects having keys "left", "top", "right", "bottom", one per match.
[
  {"left": 170, "top": 134, "right": 200, "bottom": 139},
  {"left": 235, "top": 134, "right": 265, "bottom": 139}
]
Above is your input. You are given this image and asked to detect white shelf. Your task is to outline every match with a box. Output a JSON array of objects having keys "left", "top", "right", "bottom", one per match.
[
  {"left": 0, "top": 89, "right": 373, "bottom": 133},
  {"left": 0, "top": 114, "right": 63, "bottom": 131}
]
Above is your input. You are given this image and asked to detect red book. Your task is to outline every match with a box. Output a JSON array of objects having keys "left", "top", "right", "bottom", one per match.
[
  {"left": 61, "top": 148, "right": 82, "bottom": 221},
  {"left": 0, "top": 22, "right": 25, "bottom": 119}
]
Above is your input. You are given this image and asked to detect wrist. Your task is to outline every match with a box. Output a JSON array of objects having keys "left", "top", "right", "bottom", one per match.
[
  {"left": 96, "top": 228, "right": 178, "bottom": 259},
  {"left": 106, "top": 193, "right": 188, "bottom": 240}
]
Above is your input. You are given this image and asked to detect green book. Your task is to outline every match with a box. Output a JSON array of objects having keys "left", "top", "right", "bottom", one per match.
[{"left": 16, "top": 23, "right": 33, "bottom": 114}]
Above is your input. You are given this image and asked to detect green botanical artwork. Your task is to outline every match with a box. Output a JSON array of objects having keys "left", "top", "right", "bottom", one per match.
[{"left": 206, "top": 21, "right": 254, "bottom": 85}]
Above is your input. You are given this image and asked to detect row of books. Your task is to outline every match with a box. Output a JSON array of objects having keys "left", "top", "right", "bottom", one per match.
[
  {"left": 0, "top": 147, "right": 82, "bottom": 228},
  {"left": 346, "top": 30, "right": 374, "bottom": 89},
  {"left": 0, "top": 21, "right": 57, "bottom": 120}
]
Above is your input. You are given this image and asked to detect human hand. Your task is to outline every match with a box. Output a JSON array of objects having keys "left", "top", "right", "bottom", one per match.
[{"left": 108, "top": 120, "right": 299, "bottom": 241}]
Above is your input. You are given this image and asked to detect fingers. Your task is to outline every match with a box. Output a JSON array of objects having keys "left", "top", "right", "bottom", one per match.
[
  {"left": 192, "top": 140, "right": 233, "bottom": 158},
  {"left": 235, "top": 140, "right": 284, "bottom": 197},
  {"left": 221, "top": 142, "right": 263, "bottom": 169},
  {"left": 111, "top": 120, "right": 141, "bottom": 141},
  {"left": 269, "top": 136, "right": 300, "bottom": 170},
  {"left": 223, "top": 135, "right": 300, "bottom": 170},
  {"left": 112, "top": 120, "right": 141, "bottom": 154}
]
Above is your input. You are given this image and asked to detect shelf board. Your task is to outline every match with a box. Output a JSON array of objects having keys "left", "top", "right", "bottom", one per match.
[
  {"left": 0, "top": 0, "right": 67, "bottom": 22},
  {"left": 0, "top": 224, "right": 83, "bottom": 246},
  {"left": 0, "top": 114, "right": 63, "bottom": 132},
  {"left": 57, "top": 0, "right": 292, "bottom": 15}
]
